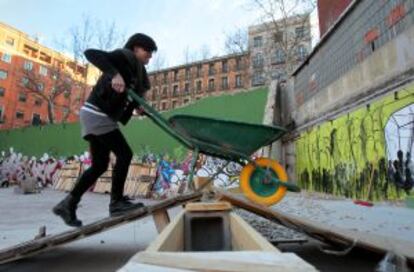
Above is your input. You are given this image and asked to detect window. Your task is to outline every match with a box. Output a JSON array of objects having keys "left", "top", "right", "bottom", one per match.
[
  {"left": 37, "top": 83, "right": 44, "bottom": 91},
  {"left": 196, "top": 80, "right": 202, "bottom": 92},
  {"left": 51, "top": 72, "right": 58, "bottom": 80},
  {"left": 196, "top": 64, "right": 202, "bottom": 77},
  {"left": 236, "top": 58, "right": 242, "bottom": 71},
  {"left": 39, "top": 66, "right": 48, "bottom": 76},
  {"left": 5, "top": 37, "right": 14, "bottom": 46},
  {"left": 296, "top": 45, "right": 308, "bottom": 60},
  {"left": 208, "top": 63, "right": 215, "bottom": 76},
  {"left": 0, "top": 87, "right": 4, "bottom": 97},
  {"left": 172, "top": 100, "right": 178, "bottom": 109},
  {"left": 184, "top": 83, "right": 190, "bottom": 95},
  {"left": 161, "top": 102, "right": 167, "bottom": 110},
  {"left": 173, "top": 85, "right": 179, "bottom": 97},
  {"left": 185, "top": 68, "right": 191, "bottom": 80},
  {"left": 163, "top": 72, "right": 168, "bottom": 84},
  {"left": 235, "top": 75, "right": 242, "bottom": 88},
  {"left": 34, "top": 98, "right": 42, "bottom": 106},
  {"left": 0, "top": 105, "right": 4, "bottom": 123},
  {"left": 184, "top": 99, "right": 189, "bottom": 104},
  {"left": 39, "top": 52, "right": 52, "bottom": 63},
  {"left": 208, "top": 79, "right": 215, "bottom": 91},
  {"left": 162, "top": 87, "right": 168, "bottom": 98},
  {"left": 295, "top": 27, "right": 305, "bottom": 38},
  {"left": 252, "top": 72, "right": 265, "bottom": 86},
  {"left": 21, "top": 77, "right": 29, "bottom": 86},
  {"left": 0, "top": 70, "right": 7, "bottom": 80},
  {"left": 18, "top": 93, "right": 27, "bottom": 102},
  {"left": 32, "top": 113, "right": 41, "bottom": 126},
  {"left": 253, "top": 53, "right": 264, "bottom": 68},
  {"left": 253, "top": 36, "right": 263, "bottom": 47},
  {"left": 173, "top": 70, "right": 179, "bottom": 81},
  {"left": 221, "top": 77, "right": 228, "bottom": 90},
  {"left": 16, "top": 111, "right": 24, "bottom": 119},
  {"left": 222, "top": 60, "right": 228, "bottom": 73},
  {"left": 23, "top": 61, "right": 33, "bottom": 71},
  {"left": 272, "top": 49, "right": 286, "bottom": 64},
  {"left": 273, "top": 32, "right": 283, "bottom": 43},
  {"left": 151, "top": 88, "right": 157, "bottom": 100},
  {"left": 1, "top": 53, "right": 12, "bottom": 63}
]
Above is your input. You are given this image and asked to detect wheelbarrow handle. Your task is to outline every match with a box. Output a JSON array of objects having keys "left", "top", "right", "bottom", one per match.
[{"left": 127, "top": 89, "right": 193, "bottom": 149}]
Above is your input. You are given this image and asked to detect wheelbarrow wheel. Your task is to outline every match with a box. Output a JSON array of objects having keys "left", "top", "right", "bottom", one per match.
[{"left": 240, "top": 158, "right": 288, "bottom": 206}]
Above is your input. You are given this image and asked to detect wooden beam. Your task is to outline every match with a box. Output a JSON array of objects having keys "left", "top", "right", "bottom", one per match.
[
  {"left": 0, "top": 192, "right": 202, "bottom": 265},
  {"left": 146, "top": 210, "right": 185, "bottom": 252},
  {"left": 152, "top": 209, "right": 171, "bottom": 233},
  {"left": 134, "top": 251, "right": 317, "bottom": 272},
  {"left": 217, "top": 191, "right": 414, "bottom": 264},
  {"left": 185, "top": 201, "right": 232, "bottom": 212}
]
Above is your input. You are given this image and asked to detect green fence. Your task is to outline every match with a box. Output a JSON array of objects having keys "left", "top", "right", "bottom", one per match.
[{"left": 0, "top": 88, "right": 268, "bottom": 158}]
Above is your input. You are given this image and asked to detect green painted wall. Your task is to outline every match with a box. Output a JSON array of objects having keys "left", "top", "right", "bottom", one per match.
[
  {"left": 296, "top": 85, "right": 414, "bottom": 200},
  {"left": 0, "top": 88, "right": 268, "bottom": 158}
]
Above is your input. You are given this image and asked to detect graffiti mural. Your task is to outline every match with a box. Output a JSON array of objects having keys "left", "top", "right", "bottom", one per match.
[{"left": 296, "top": 86, "right": 414, "bottom": 200}]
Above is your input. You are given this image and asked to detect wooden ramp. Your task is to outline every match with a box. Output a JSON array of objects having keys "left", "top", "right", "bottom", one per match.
[
  {"left": 0, "top": 192, "right": 201, "bottom": 265},
  {"left": 119, "top": 202, "right": 317, "bottom": 271},
  {"left": 218, "top": 191, "right": 414, "bottom": 265}
]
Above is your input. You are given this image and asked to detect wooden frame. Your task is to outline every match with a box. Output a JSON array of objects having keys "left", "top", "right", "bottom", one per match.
[{"left": 120, "top": 203, "right": 317, "bottom": 271}]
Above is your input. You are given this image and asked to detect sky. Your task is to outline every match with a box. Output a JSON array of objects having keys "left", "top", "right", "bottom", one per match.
[{"left": 0, "top": 0, "right": 263, "bottom": 68}]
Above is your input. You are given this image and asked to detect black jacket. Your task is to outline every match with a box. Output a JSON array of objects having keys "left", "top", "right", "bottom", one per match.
[{"left": 84, "top": 48, "right": 150, "bottom": 125}]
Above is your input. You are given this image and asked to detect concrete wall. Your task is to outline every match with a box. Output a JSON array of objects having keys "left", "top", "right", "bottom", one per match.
[
  {"left": 292, "top": 23, "right": 414, "bottom": 132},
  {"left": 278, "top": 16, "right": 414, "bottom": 200}
]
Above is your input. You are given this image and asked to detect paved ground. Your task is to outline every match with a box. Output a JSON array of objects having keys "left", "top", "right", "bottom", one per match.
[
  {"left": 273, "top": 192, "right": 414, "bottom": 244},
  {"left": 0, "top": 188, "right": 412, "bottom": 271}
]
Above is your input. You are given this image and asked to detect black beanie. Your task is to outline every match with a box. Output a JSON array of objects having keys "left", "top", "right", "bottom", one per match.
[{"left": 124, "top": 33, "right": 157, "bottom": 52}]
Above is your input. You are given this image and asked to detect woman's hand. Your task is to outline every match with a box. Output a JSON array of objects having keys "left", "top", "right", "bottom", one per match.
[{"left": 111, "top": 73, "right": 125, "bottom": 93}]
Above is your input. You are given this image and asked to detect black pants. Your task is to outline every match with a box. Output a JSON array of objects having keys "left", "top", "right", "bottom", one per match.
[{"left": 70, "top": 129, "right": 133, "bottom": 202}]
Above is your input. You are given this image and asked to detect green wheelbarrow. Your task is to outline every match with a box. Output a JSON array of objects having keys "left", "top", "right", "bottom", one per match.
[{"left": 128, "top": 90, "right": 300, "bottom": 206}]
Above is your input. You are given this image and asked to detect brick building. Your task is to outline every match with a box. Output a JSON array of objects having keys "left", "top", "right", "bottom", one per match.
[
  {"left": 317, "top": 0, "right": 353, "bottom": 37},
  {"left": 146, "top": 52, "right": 250, "bottom": 111},
  {"left": 1, "top": 13, "right": 311, "bottom": 129},
  {"left": 0, "top": 22, "right": 94, "bottom": 130}
]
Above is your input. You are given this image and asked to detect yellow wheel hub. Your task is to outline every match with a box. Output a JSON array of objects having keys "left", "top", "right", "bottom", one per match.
[{"left": 240, "top": 158, "right": 288, "bottom": 206}]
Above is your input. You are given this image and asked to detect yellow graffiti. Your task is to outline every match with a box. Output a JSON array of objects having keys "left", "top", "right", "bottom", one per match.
[{"left": 296, "top": 86, "right": 414, "bottom": 200}]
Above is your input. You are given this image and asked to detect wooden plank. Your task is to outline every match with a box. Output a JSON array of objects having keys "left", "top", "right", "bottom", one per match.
[
  {"left": 133, "top": 251, "right": 317, "bottom": 272},
  {"left": 146, "top": 210, "right": 185, "bottom": 252},
  {"left": 119, "top": 262, "right": 194, "bottom": 272},
  {"left": 0, "top": 192, "right": 202, "bottom": 265},
  {"left": 152, "top": 210, "right": 171, "bottom": 233},
  {"left": 185, "top": 201, "right": 232, "bottom": 212},
  {"left": 194, "top": 176, "right": 213, "bottom": 191},
  {"left": 230, "top": 213, "right": 278, "bottom": 252},
  {"left": 217, "top": 191, "right": 414, "bottom": 264}
]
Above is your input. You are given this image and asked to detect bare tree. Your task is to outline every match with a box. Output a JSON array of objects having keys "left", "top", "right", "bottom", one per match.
[
  {"left": 224, "top": 28, "right": 248, "bottom": 54},
  {"left": 96, "top": 19, "right": 127, "bottom": 52},
  {"left": 15, "top": 14, "right": 127, "bottom": 126},
  {"left": 200, "top": 44, "right": 211, "bottom": 60},
  {"left": 64, "top": 15, "right": 126, "bottom": 119},
  {"left": 249, "top": 0, "right": 316, "bottom": 73},
  {"left": 69, "top": 15, "right": 95, "bottom": 66},
  {"left": 148, "top": 52, "right": 167, "bottom": 72},
  {"left": 17, "top": 63, "right": 77, "bottom": 124}
]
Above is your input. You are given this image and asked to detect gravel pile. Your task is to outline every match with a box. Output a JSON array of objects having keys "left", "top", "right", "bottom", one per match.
[{"left": 235, "top": 209, "right": 307, "bottom": 243}]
